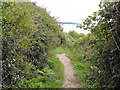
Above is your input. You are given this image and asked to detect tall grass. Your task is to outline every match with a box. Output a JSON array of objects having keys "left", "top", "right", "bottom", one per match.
[
  {"left": 46, "top": 46, "right": 65, "bottom": 88},
  {"left": 49, "top": 46, "right": 97, "bottom": 88}
]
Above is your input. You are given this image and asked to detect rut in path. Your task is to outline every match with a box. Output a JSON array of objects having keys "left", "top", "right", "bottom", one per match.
[{"left": 56, "top": 53, "right": 79, "bottom": 88}]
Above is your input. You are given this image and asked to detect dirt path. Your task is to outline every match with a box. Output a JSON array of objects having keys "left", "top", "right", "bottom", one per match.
[{"left": 56, "top": 53, "right": 79, "bottom": 88}]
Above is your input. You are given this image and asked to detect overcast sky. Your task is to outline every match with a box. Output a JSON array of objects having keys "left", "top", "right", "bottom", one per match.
[{"left": 30, "top": 0, "right": 100, "bottom": 34}]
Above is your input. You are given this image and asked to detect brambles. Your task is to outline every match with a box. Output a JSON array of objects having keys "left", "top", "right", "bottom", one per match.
[
  {"left": 77, "top": 1, "right": 120, "bottom": 88},
  {"left": 2, "top": 2, "right": 64, "bottom": 88}
]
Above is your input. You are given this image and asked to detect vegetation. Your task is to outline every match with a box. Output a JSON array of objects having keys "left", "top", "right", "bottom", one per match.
[
  {"left": 77, "top": 1, "right": 120, "bottom": 88},
  {"left": 1, "top": 0, "right": 120, "bottom": 88},
  {"left": 2, "top": 1, "right": 64, "bottom": 88}
]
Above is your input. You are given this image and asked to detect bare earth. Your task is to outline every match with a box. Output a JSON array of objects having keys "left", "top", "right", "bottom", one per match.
[{"left": 56, "top": 53, "right": 79, "bottom": 88}]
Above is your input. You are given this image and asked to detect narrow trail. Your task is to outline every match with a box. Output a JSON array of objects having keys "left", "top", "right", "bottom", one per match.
[{"left": 56, "top": 53, "right": 79, "bottom": 88}]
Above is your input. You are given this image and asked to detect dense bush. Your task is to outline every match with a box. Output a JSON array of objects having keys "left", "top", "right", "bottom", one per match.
[
  {"left": 2, "top": 2, "right": 64, "bottom": 88},
  {"left": 77, "top": 1, "right": 120, "bottom": 88}
]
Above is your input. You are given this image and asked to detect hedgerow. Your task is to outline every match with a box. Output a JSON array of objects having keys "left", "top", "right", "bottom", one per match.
[
  {"left": 2, "top": 2, "right": 64, "bottom": 88},
  {"left": 77, "top": 1, "right": 120, "bottom": 88}
]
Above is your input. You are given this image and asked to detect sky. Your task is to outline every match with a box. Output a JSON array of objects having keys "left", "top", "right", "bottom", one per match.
[{"left": 30, "top": 0, "right": 100, "bottom": 34}]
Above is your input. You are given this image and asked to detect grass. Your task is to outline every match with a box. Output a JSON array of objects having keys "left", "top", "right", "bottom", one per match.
[
  {"left": 45, "top": 46, "right": 65, "bottom": 88},
  {"left": 65, "top": 50, "right": 96, "bottom": 88},
  {"left": 45, "top": 55, "right": 64, "bottom": 88},
  {"left": 48, "top": 46, "right": 68, "bottom": 55},
  {"left": 21, "top": 46, "right": 93, "bottom": 88},
  {"left": 47, "top": 46, "right": 97, "bottom": 88},
  {"left": 21, "top": 46, "right": 97, "bottom": 88},
  {"left": 66, "top": 50, "right": 98, "bottom": 88}
]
